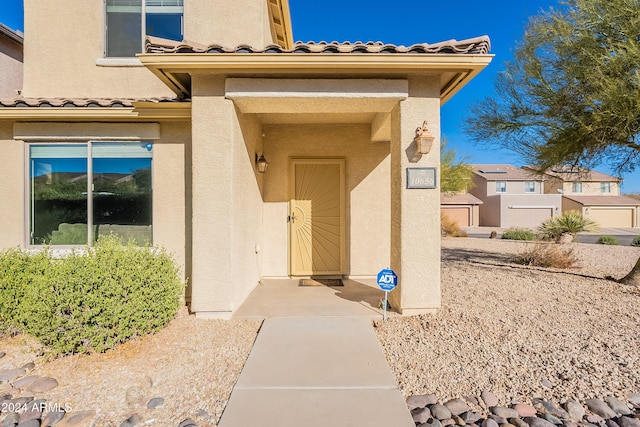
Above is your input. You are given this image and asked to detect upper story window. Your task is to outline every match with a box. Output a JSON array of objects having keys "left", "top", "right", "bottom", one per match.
[
  {"left": 106, "top": 0, "right": 184, "bottom": 57},
  {"left": 601, "top": 182, "right": 611, "bottom": 193},
  {"left": 496, "top": 181, "right": 507, "bottom": 193},
  {"left": 572, "top": 182, "right": 583, "bottom": 193},
  {"left": 524, "top": 181, "right": 535, "bottom": 193}
]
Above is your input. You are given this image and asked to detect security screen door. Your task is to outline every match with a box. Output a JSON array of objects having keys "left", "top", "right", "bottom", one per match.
[{"left": 289, "top": 159, "right": 345, "bottom": 276}]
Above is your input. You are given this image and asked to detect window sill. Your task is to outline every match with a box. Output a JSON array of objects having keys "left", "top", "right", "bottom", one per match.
[{"left": 96, "top": 57, "right": 143, "bottom": 67}]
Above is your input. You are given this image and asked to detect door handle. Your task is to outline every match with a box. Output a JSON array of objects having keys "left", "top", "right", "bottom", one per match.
[{"left": 288, "top": 212, "right": 297, "bottom": 223}]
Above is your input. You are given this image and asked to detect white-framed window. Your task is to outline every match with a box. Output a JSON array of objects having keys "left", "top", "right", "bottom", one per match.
[
  {"left": 600, "top": 182, "right": 611, "bottom": 193},
  {"left": 29, "top": 142, "right": 153, "bottom": 245},
  {"left": 524, "top": 181, "right": 535, "bottom": 193},
  {"left": 496, "top": 181, "right": 507, "bottom": 193},
  {"left": 106, "top": 0, "right": 184, "bottom": 57},
  {"left": 572, "top": 182, "right": 583, "bottom": 193}
]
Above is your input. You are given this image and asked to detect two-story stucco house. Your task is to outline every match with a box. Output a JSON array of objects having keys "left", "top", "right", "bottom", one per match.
[
  {"left": 0, "top": 23, "right": 23, "bottom": 98},
  {"left": 0, "top": 0, "right": 492, "bottom": 317},
  {"left": 469, "top": 164, "right": 562, "bottom": 228},
  {"left": 528, "top": 166, "right": 640, "bottom": 228}
]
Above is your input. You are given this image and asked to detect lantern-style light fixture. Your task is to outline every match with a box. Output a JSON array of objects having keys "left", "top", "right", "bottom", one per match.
[
  {"left": 414, "top": 120, "right": 435, "bottom": 154},
  {"left": 256, "top": 153, "right": 269, "bottom": 173}
]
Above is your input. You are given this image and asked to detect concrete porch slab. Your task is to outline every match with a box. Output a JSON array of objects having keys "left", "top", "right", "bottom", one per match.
[{"left": 232, "top": 278, "right": 396, "bottom": 319}]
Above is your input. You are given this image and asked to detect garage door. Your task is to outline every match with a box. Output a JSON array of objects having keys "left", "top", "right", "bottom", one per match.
[
  {"left": 587, "top": 208, "right": 633, "bottom": 227},
  {"left": 507, "top": 208, "right": 553, "bottom": 229},
  {"left": 442, "top": 207, "right": 470, "bottom": 227}
]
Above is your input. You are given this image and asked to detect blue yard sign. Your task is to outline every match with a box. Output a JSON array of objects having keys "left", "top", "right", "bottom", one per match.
[
  {"left": 377, "top": 268, "right": 397, "bottom": 291},
  {"left": 377, "top": 268, "right": 397, "bottom": 321}
]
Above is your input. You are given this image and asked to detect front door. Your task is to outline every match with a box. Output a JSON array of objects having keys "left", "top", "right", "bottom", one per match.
[{"left": 289, "top": 159, "right": 345, "bottom": 276}]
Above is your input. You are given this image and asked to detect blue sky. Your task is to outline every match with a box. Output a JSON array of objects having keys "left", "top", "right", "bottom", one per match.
[{"left": 2, "top": 0, "right": 639, "bottom": 192}]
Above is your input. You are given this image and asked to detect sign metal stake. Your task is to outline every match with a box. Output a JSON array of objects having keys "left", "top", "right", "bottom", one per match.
[{"left": 383, "top": 290, "right": 388, "bottom": 322}]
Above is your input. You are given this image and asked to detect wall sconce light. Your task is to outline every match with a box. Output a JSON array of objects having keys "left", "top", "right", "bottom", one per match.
[
  {"left": 414, "top": 120, "right": 435, "bottom": 154},
  {"left": 255, "top": 153, "right": 269, "bottom": 173}
]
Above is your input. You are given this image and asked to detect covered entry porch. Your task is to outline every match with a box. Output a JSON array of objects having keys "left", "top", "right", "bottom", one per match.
[{"left": 138, "top": 38, "right": 492, "bottom": 317}]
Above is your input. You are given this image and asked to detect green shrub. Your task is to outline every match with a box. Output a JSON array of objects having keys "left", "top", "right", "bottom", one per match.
[
  {"left": 539, "top": 211, "right": 598, "bottom": 241},
  {"left": 512, "top": 243, "right": 577, "bottom": 268},
  {"left": 501, "top": 227, "right": 536, "bottom": 241},
  {"left": 0, "top": 248, "right": 50, "bottom": 335},
  {"left": 596, "top": 235, "right": 619, "bottom": 245},
  {"left": 0, "top": 236, "right": 184, "bottom": 355},
  {"left": 632, "top": 236, "right": 640, "bottom": 247}
]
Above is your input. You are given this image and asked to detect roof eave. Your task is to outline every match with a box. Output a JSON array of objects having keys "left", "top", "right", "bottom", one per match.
[
  {"left": 0, "top": 103, "right": 191, "bottom": 121},
  {"left": 268, "top": 0, "right": 294, "bottom": 49},
  {"left": 138, "top": 53, "right": 493, "bottom": 103}
]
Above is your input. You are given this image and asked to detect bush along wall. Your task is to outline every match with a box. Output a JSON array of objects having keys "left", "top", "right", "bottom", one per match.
[{"left": 0, "top": 235, "right": 185, "bottom": 356}]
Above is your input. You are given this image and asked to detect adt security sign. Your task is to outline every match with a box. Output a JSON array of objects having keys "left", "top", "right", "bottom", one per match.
[{"left": 377, "top": 269, "right": 397, "bottom": 291}]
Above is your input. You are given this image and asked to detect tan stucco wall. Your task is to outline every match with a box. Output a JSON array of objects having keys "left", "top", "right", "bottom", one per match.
[
  {"left": 545, "top": 178, "right": 620, "bottom": 196},
  {"left": 189, "top": 75, "right": 264, "bottom": 315},
  {"left": 184, "top": 0, "right": 274, "bottom": 47},
  {"left": 482, "top": 180, "right": 543, "bottom": 196},
  {"left": 0, "top": 122, "right": 24, "bottom": 248},
  {"left": 0, "top": 36, "right": 23, "bottom": 97},
  {"left": 231, "top": 109, "right": 265, "bottom": 307},
  {"left": 497, "top": 194, "right": 561, "bottom": 227},
  {"left": 565, "top": 181, "right": 620, "bottom": 196},
  {"left": 260, "top": 124, "right": 391, "bottom": 277},
  {"left": 562, "top": 198, "right": 583, "bottom": 213},
  {"left": 388, "top": 76, "right": 441, "bottom": 314},
  {"left": 153, "top": 122, "right": 190, "bottom": 280},
  {"left": 543, "top": 177, "right": 563, "bottom": 195},
  {"left": 23, "top": 0, "right": 173, "bottom": 98}
]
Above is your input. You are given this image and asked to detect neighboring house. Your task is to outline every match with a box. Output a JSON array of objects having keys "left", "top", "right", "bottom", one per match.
[
  {"left": 0, "top": 23, "right": 23, "bottom": 98},
  {"left": 0, "top": 0, "right": 492, "bottom": 317},
  {"left": 470, "top": 164, "right": 561, "bottom": 228},
  {"left": 441, "top": 193, "right": 482, "bottom": 227},
  {"left": 529, "top": 166, "right": 640, "bottom": 227}
]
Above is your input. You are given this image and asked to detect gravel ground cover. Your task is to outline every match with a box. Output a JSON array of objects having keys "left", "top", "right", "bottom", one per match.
[
  {"left": 2, "top": 238, "right": 639, "bottom": 426},
  {"left": 375, "top": 238, "right": 640, "bottom": 405},
  {"left": 0, "top": 309, "right": 261, "bottom": 426}
]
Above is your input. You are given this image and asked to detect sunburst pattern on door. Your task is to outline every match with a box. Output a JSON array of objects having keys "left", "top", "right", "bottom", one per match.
[{"left": 290, "top": 160, "right": 344, "bottom": 276}]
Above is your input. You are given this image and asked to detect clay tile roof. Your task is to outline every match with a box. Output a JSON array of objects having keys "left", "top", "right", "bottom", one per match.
[
  {"left": 145, "top": 36, "right": 491, "bottom": 55},
  {"left": 0, "top": 97, "right": 185, "bottom": 108}
]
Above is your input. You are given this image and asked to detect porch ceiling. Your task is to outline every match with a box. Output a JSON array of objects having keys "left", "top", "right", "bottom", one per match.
[{"left": 226, "top": 78, "right": 403, "bottom": 138}]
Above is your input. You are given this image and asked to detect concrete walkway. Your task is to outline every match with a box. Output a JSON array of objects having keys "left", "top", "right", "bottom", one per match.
[{"left": 218, "top": 317, "right": 414, "bottom": 427}]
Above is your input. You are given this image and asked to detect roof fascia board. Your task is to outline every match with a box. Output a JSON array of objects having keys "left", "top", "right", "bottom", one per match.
[
  {"left": 0, "top": 23, "right": 23, "bottom": 44},
  {"left": 267, "top": 0, "right": 294, "bottom": 49},
  {"left": 139, "top": 53, "right": 493, "bottom": 70}
]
